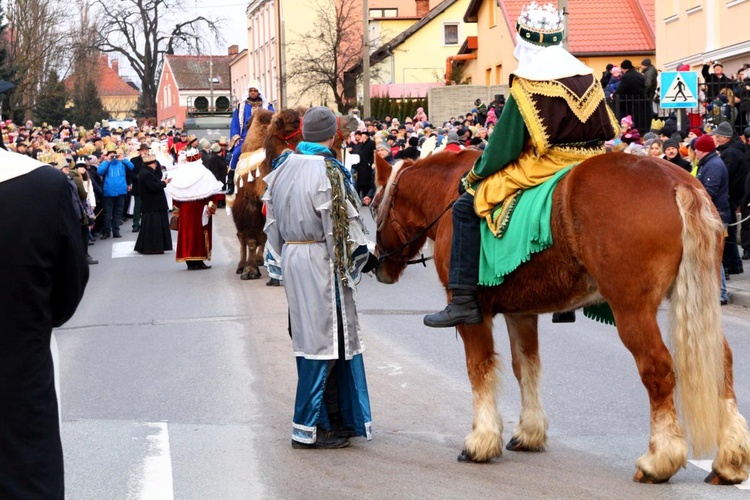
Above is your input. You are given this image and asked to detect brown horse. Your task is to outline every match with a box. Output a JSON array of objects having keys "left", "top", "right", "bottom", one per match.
[
  {"left": 372, "top": 149, "right": 750, "bottom": 484},
  {"left": 232, "top": 108, "right": 358, "bottom": 279},
  {"left": 232, "top": 108, "right": 274, "bottom": 279}
]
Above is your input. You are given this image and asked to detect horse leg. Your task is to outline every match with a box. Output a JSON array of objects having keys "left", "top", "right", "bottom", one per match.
[
  {"left": 255, "top": 240, "right": 266, "bottom": 267},
  {"left": 456, "top": 316, "right": 504, "bottom": 463},
  {"left": 504, "top": 314, "right": 547, "bottom": 452},
  {"left": 236, "top": 232, "right": 247, "bottom": 274},
  {"left": 706, "top": 338, "right": 750, "bottom": 485},
  {"left": 613, "top": 305, "right": 687, "bottom": 483},
  {"left": 241, "top": 239, "right": 261, "bottom": 280}
]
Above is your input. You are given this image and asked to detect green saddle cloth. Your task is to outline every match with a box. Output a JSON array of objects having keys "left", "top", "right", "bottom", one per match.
[
  {"left": 478, "top": 166, "right": 572, "bottom": 287},
  {"left": 477, "top": 165, "right": 616, "bottom": 327}
]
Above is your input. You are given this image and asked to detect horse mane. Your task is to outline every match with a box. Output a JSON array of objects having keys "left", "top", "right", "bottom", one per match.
[{"left": 375, "top": 149, "right": 480, "bottom": 229}]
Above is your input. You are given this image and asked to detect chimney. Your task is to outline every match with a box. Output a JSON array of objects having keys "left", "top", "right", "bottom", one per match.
[
  {"left": 416, "top": 0, "right": 429, "bottom": 18},
  {"left": 111, "top": 59, "right": 119, "bottom": 75},
  {"left": 228, "top": 45, "right": 239, "bottom": 56}
]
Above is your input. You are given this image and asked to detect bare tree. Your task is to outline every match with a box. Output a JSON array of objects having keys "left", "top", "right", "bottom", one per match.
[
  {"left": 90, "top": 0, "right": 222, "bottom": 119},
  {"left": 286, "top": 0, "right": 368, "bottom": 114},
  {"left": 6, "top": 0, "right": 72, "bottom": 121}
]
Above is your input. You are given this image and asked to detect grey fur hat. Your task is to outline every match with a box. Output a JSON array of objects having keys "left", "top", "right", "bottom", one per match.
[{"left": 302, "top": 106, "right": 337, "bottom": 142}]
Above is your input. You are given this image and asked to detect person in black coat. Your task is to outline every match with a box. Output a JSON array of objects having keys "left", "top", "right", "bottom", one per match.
[
  {"left": 354, "top": 132, "right": 376, "bottom": 202},
  {"left": 0, "top": 150, "right": 88, "bottom": 499},
  {"left": 712, "top": 122, "right": 749, "bottom": 274},
  {"left": 206, "top": 143, "right": 228, "bottom": 188},
  {"left": 663, "top": 139, "right": 691, "bottom": 172},
  {"left": 128, "top": 144, "right": 151, "bottom": 232},
  {"left": 615, "top": 59, "right": 647, "bottom": 131},
  {"left": 395, "top": 136, "right": 421, "bottom": 161},
  {"left": 134, "top": 154, "right": 173, "bottom": 254}
]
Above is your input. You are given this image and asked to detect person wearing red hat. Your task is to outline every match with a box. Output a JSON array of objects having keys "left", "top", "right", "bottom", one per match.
[{"left": 694, "top": 133, "right": 730, "bottom": 304}]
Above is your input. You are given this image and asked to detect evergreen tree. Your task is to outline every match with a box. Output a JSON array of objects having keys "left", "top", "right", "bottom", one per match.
[
  {"left": 71, "top": 78, "right": 105, "bottom": 128},
  {"left": 34, "top": 70, "right": 69, "bottom": 125},
  {"left": 0, "top": 5, "right": 17, "bottom": 119}
]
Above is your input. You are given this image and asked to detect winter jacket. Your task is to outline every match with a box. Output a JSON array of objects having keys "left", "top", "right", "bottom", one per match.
[
  {"left": 696, "top": 151, "right": 731, "bottom": 223},
  {"left": 97, "top": 157, "right": 134, "bottom": 197}
]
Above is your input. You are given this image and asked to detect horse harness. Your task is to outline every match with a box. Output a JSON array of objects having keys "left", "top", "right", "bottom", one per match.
[
  {"left": 277, "top": 117, "right": 303, "bottom": 148},
  {"left": 373, "top": 164, "right": 456, "bottom": 267}
]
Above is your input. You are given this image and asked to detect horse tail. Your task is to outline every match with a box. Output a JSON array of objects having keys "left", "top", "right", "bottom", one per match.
[{"left": 669, "top": 183, "right": 725, "bottom": 457}]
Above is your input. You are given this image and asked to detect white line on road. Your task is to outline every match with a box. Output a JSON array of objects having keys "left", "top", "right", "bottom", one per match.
[
  {"left": 137, "top": 422, "right": 174, "bottom": 500},
  {"left": 689, "top": 460, "right": 750, "bottom": 489}
]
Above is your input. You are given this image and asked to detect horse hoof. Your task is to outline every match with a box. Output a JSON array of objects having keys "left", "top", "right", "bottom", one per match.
[
  {"left": 704, "top": 470, "right": 740, "bottom": 485},
  {"left": 505, "top": 436, "right": 543, "bottom": 452},
  {"left": 241, "top": 272, "right": 260, "bottom": 280},
  {"left": 236, "top": 267, "right": 243, "bottom": 274},
  {"left": 457, "top": 450, "right": 489, "bottom": 463},
  {"left": 633, "top": 468, "right": 670, "bottom": 484}
]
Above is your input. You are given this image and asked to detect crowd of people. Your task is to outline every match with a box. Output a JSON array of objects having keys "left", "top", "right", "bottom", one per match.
[
  {"left": 0, "top": 118, "right": 232, "bottom": 269},
  {"left": 600, "top": 57, "right": 750, "bottom": 135},
  {"left": 344, "top": 98, "right": 503, "bottom": 205}
]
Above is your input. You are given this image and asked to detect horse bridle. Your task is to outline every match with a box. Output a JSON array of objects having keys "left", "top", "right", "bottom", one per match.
[
  {"left": 373, "top": 165, "right": 456, "bottom": 267},
  {"left": 277, "top": 117, "right": 303, "bottom": 147}
]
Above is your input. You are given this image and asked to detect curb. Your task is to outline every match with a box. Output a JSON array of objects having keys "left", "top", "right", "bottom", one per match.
[{"left": 728, "top": 288, "right": 750, "bottom": 308}]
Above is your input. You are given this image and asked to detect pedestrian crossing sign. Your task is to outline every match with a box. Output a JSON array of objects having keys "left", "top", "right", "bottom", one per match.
[{"left": 660, "top": 71, "right": 698, "bottom": 109}]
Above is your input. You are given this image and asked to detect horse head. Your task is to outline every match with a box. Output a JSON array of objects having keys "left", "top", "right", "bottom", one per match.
[
  {"left": 371, "top": 154, "right": 429, "bottom": 284},
  {"left": 372, "top": 150, "right": 478, "bottom": 284},
  {"left": 264, "top": 107, "right": 305, "bottom": 156}
]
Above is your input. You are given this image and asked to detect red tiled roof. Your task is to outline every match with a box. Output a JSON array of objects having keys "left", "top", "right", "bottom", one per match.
[
  {"left": 64, "top": 54, "right": 140, "bottom": 97},
  {"left": 498, "top": 0, "right": 654, "bottom": 55},
  {"left": 165, "top": 55, "right": 231, "bottom": 91}
]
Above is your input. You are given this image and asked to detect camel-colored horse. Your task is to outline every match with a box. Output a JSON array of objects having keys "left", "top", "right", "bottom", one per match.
[
  {"left": 231, "top": 108, "right": 358, "bottom": 279},
  {"left": 372, "top": 149, "right": 750, "bottom": 485}
]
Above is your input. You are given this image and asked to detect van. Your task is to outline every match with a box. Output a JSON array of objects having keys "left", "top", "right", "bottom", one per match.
[{"left": 183, "top": 115, "right": 233, "bottom": 142}]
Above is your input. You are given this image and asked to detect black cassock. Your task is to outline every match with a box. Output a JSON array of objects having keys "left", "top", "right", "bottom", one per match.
[
  {"left": 0, "top": 162, "right": 88, "bottom": 499},
  {"left": 134, "top": 165, "right": 172, "bottom": 255}
]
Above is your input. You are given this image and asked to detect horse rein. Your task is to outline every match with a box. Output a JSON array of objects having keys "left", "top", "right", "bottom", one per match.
[{"left": 373, "top": 165, "right": 456, "bottom": 267}]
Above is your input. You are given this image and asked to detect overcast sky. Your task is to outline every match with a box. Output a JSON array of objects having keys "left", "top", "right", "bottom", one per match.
[{"left": 188, "top": 0, "right": 249, "bottom": 53}]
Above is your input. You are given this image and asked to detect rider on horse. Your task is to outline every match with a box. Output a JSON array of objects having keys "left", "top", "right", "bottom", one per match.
[{"left": 424, "top": 2, "right": 619, "bottom": 328}]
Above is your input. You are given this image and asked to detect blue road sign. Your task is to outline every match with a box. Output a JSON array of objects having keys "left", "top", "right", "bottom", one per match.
[{"left": 660, "top": 71, "right": 698, "bottom": 109}]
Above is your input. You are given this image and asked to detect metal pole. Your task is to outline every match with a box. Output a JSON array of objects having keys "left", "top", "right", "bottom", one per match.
[
  {"left": 209, "top": 55, "right": 214, "bottom": 112},
  {"left": 558, "top": 0, "right": 569, "bottom": 51},
  {"left": 362, "top": 0, "right": 371, "bottom": 117}
]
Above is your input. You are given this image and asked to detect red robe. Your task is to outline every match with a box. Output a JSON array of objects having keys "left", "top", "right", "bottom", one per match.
[{"left": 173, "top": 193, "right": 224, "bottom": 261}]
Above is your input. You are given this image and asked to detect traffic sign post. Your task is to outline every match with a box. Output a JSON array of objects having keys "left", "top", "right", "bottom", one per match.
[{"left": 660, "top": 71, "right": 698, "bottom": 109}]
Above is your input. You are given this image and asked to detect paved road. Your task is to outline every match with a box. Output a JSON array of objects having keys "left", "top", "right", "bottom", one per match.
[{"left": 57, "top": 210, "right": 750, "bottom": 499}]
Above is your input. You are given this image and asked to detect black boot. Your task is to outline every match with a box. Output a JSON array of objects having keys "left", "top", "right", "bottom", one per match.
[
  {"left": 551, "top": 310, "right": 576, "bottom": 323},
  {"left": 291, "top": 427, "right": 351, "bottom": 449},
  {"left": 424, "top": 289, "right": 483, "bottom": 328}
]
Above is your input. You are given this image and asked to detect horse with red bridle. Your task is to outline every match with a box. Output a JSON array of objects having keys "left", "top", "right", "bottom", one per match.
[{"left": 372, "top": 149, "right": 750, "bottom": 484}]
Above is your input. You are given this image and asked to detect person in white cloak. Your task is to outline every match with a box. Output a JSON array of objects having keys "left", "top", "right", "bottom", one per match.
[{"left": 263, "top": 106, "right": 377, "bottom": 449}]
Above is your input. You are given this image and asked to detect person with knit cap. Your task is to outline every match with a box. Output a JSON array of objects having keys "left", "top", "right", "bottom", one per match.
[
  {"left": 663, "top": 139, "right": 691, "bottom": 172},
  {"left": 424, "top": 2, "right": 618, "bottom": 328},
  {"left": 694, "top": 133, "right": 731, "bottom": 304},
  {"left": 263, "top": 106, "right": 374, "bottom": 450},
  {"left": 711, "top": 121, "right": 748, "bottom": 274}
]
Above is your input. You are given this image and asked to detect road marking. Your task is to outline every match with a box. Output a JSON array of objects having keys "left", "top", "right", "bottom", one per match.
[
  {"left": 136, "top": 422, "right": 174, "bottom": 499},
  {"left": 378, "top": 362, "right": 404, "bottom": 376},
  {"left": 689, "top": 460, "right": 750, "bottom": 489},
  {"left": 111, "top": 241, "right": 175, "bottom": 259}
]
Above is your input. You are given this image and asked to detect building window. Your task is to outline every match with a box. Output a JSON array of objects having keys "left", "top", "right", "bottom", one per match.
[
  {"left": 495, "top": 64, "right": 502, "bottom": 84},
  {"left": 489, "top": 1, "right": 496, "bottom": 27},
  {"left": 443, "top": 23, "right": 459, "bottom": 45},
  {"left": 370, "top": 8, "right": 397, "bottom": 18}
]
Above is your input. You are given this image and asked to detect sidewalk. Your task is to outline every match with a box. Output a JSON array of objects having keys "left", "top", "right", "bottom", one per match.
[{"left": 726, "top": 247, "right": 750, "bottom": 307}]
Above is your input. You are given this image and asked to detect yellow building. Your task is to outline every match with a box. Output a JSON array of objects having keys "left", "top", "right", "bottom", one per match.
[
  {"left": 656, "top": 0, "right": 750, "bottom": 75},
  {"left": 350, "top": 0, "right": 477, "bottom": 98},
  {"left": 460, "top": 0, "right": 655, "bottom": 86}
]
